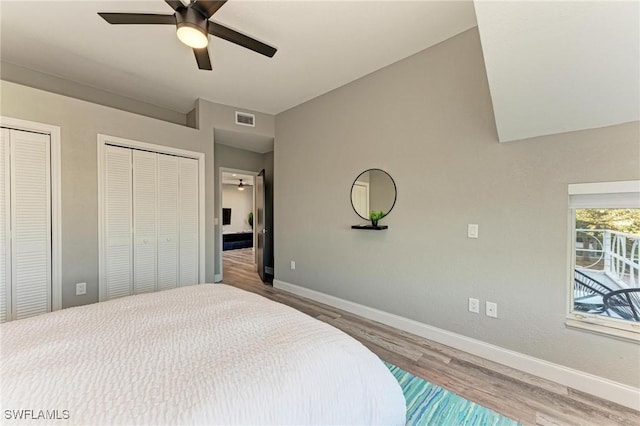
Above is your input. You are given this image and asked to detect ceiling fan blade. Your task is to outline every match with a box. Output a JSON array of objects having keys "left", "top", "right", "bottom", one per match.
[
  {"left": 165, "top": 1, "right": 185, "bottom": 12},
  {"left": 98, "top": 13, "right": 176, "bottom": 25},
  {"left": 208, "top": 22, "right": 277, "bottom": 58},
  {"left": 192, "top": 1, "right": 227, "bottom": 19},
  {"left": 193, "top": 48, "right": 213, "bottom": 70}
]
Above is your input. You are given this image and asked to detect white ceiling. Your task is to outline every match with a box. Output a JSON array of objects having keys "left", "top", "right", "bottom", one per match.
[
  {"left": 0, "top": 0, "right": 478, "bottom": 115},
  {"left": 475, "top": 0, "right": 640, "bottom": 142},
  {"left": 3, "top": 1, "right": 636, "bottom": 144},
  {"left": 222, "top": 171, "right": 254, "bottom": 186}
]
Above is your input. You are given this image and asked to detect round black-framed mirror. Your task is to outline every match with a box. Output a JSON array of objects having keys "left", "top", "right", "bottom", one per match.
[{"left": 350, "top": 168, "right": 397, "bottom": 221}]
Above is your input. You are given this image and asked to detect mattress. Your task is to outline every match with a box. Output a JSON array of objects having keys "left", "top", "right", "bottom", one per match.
[{"left": 0, "top": 284, "right": 406, "bottom": 425}]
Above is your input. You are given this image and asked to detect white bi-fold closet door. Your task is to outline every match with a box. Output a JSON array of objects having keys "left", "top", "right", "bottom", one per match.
[
  {"left": 0, "top": 128, "right": 52, "bottom": 322},
  {"left": 104, "top": 145, "right": 199, "bottom": 301}
]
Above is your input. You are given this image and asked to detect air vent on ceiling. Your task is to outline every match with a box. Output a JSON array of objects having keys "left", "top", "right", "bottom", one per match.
[{"left": 235, "top": 111, "right": 255, "bottom": 127}]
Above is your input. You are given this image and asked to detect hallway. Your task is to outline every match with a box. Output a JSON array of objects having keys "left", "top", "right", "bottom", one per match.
[{"left": 222, "top": 248, "right": 264, "bottom": 290}]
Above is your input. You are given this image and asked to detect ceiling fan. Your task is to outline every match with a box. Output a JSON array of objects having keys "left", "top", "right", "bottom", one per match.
[{"left": 98, "top": 0, "right": 277, "bottom": 70}]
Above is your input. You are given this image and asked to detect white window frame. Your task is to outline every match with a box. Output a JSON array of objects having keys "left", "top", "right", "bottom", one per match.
[
  {"left": 97, "top": 134, "right": 206, "bottom": 302},
  {"left": 566, "top": 180, "right": 640, "bottom": 342},
  {"left": 0, "top": 116, "right": 62, "bottom": 313}
]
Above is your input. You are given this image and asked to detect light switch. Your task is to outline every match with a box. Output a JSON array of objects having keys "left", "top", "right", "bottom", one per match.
[{"left": 468, "top": 224, "right": 479, "bottom": 239}]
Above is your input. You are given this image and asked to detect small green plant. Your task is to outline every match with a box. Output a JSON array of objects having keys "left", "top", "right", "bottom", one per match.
[
  {"left": 248, "top": 211, "right": 254, "bottom": 228},
  {"left": 369, "top": 210, "right": 385, "bottom": 221},
  {"left": 369, "top": 210, "right": 384, "bottom": 226}
]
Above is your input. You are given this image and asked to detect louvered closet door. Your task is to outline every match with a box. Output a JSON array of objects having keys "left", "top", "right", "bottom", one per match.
[
  {"left": 105, "top": 146, "right": 132, "bottom": 300},
  {"left": 157, "top": 154, "right": 179, "bottom": 290},
  {"left": 133, "top": 150, "right": 157, "bottom": 294},
  {"left": 11, "top": 129, "right": 51, "bottom": 320},
  {"left": 0, "top": 130, "right": 10, "bottom": 322},
  {"left": 179, "top": 157, "right": 198, "bottom": 286}
]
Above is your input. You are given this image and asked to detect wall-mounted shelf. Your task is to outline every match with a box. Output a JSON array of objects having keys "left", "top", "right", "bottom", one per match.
[{"left": 351, "top": 225, "right": 388, "bottom": 230}]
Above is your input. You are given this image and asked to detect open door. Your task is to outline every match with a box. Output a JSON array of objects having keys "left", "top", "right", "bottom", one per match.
[{"left": 255, "top": 170, "right": 266, "bottom": 282}]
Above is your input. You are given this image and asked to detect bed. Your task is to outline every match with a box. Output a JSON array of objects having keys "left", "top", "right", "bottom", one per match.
[{"left": 0, "top": 284, "right": 406, "bottom": 425}]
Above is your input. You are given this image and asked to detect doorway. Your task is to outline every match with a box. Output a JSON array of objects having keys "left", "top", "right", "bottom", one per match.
[{"left": 219, "top": 169, "right": 257, "bottom": 281}]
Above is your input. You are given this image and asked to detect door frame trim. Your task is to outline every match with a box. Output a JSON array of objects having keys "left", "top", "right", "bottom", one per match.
[
  {"left": 97, "top": 134, "right": 206, "bottom": 301},
  {"left": 217, "top": 167, "right": 258, "bottom": 282},
  {"left": 0, "top": 116, "right": 62, "bottom": 313}
]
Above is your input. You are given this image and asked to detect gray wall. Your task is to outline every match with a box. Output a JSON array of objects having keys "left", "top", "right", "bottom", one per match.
[
  {"left": 1, "top": 80, "right": 275, "bottom": 308},
  {"left": 274, "top": 28, "right": 640, "bottom": 386},
  {"left": 197, "top": 99, "right": 275, "bottom": 137},
  {"left": 1, "top": 62, "right": 188, "bottom": 126},
  {"left": 214, "top": 143, "right": 274, "bottom": 278}
]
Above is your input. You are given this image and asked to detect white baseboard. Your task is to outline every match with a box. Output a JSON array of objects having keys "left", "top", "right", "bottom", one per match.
[{"left": 274, "top": 279, "right": 640, "bottom": 411}]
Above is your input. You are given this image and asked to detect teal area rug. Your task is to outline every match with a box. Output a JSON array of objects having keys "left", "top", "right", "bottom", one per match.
[{"left": 385, "top": 362, "right": 521, "bottom": 426}]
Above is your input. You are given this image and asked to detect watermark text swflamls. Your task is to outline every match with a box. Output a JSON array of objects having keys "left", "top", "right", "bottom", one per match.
[{"left": 4, "top": 409, "right": 70, "bottom": 421}]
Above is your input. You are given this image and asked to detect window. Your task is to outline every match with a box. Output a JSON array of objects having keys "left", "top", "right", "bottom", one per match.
[{"left": 567, "top": 181, "right": 640, "bottom": 341}]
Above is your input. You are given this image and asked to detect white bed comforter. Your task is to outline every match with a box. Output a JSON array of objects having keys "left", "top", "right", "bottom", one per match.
[{"left": 0, "top": 284, "right": 405, "bottom": 425}]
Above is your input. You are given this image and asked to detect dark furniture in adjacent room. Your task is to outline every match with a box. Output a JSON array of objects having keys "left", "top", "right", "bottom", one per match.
[{"left": 223, "top": 232, "right": 253, "bottom": 251}]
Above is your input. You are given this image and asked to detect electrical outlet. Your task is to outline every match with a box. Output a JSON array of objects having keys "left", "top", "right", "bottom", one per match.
[
  {"left": 486, "top": 301, "right": 498, "bottom": 318},
  {"left": 468, "top": 297, "right": 480, "bottom": 313},
  {"left": 290, "top": 260, "right": 296, "bottom": 270},
  {"left": 76, "top": 282, "right": 87, "bottom": 296}
]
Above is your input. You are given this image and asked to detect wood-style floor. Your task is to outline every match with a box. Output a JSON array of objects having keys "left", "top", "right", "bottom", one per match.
[{"left": 222, "top": 248, "right": 640, "bottom": 426}]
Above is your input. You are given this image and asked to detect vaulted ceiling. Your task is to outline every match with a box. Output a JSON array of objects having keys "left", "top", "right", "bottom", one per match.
[
  {"left": 0, "top": 1, "right": 477, "bottom": 115},
  {"left": 1, "top": 1, "right": 638, "bottom": 143},
  {"left": 475, "top": 0, "right": 639, "bottom": 142}
]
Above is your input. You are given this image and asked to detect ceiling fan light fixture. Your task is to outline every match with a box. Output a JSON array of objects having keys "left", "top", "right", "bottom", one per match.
[
  {"left": 98, "top": 1, "right": 277, "bottom": 71},
  {"left": 238, "top": 179, "right": 245, "bottom": 191},
  {"left": 176, "top": 23, "right": 208, "bottom": 48}
]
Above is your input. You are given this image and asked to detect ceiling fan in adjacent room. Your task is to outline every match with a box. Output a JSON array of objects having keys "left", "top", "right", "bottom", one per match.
[{"left": 98, "top": 0, "right": 277, "bottom": 70}]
